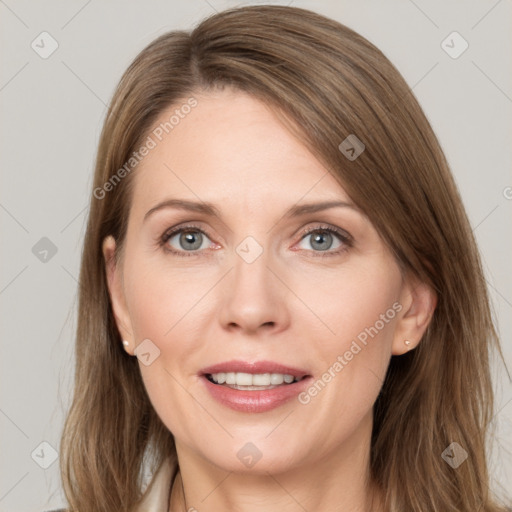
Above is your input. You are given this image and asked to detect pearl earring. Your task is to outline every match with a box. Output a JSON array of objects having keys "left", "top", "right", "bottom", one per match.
[
  {"left": 122, "top": 340, "right": 129, "bottom": 348},
  {"left": 404, "top": 340, "right": 411, "bottom": 347}
]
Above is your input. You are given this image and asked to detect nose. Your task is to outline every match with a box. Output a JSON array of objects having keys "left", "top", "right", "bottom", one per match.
[{"left": 218, "top": 244, "right": 290, "bottom": 336}]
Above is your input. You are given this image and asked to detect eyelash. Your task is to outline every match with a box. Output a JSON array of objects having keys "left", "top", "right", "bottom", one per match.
[{"left": 159, "top": 223, "right": 353, "bottom": 258}]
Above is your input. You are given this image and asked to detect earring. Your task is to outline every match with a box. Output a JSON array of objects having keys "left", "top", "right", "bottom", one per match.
[
  {"left": 122, "top": 340, "right": 129, "bottom": 348},
  {"left": 404, "top": 340, "right": 412, "bottom": 348}
]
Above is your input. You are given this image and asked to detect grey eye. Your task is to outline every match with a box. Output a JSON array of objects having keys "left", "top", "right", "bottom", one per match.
[
  {"left": 298, "top": 230, "right": 343, "bottom": 252},
  {"left": 167, "top": 229, "right": 210, "bottom": 252}
]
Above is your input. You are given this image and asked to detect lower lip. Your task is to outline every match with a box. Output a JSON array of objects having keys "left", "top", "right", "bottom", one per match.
[{"left": 201, "top": 375, "right": 312, "bottom": 413}]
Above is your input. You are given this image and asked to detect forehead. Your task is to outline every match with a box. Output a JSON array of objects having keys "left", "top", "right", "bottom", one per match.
[{"left": 130, "top": 89, "right": 350, "bottom": 212}]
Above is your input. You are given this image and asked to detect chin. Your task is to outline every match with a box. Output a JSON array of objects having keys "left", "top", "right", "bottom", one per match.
[{"left": 197, "top": 438, "right": 309, "bottom": 476}]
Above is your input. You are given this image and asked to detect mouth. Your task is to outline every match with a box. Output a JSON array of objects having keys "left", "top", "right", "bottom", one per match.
[
  {"left": 205, "top": 371, "right": 307, "bottom": 390},
  {"left": 199, "top": 360, "right": 312, "bottom": 412}
]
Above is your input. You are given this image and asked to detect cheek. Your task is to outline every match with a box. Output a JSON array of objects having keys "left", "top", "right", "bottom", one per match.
[
  {"left": 121, "top": 257, "right": 212, "bottom": 439},
  {"left": 291, "top": 261, "right": 401, "bottom": 419},
  {"left": 123, "top": 253, "right": 210, "bottom": 344},
  {"left": 291, "top": 260, "right": 402, "bottom": 356}
]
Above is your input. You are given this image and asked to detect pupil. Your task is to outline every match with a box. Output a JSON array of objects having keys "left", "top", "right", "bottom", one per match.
[
  {"left": 311, "top": 231, "right": 332, "bottom": 251},
  {"left": 180, "top": 231, "right": 202, "bottom": 250}
]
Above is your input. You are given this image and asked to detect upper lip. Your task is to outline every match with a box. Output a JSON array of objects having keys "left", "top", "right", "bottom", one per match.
[{"left": 200, "top": 360, "right": 310, "bottom": 378}]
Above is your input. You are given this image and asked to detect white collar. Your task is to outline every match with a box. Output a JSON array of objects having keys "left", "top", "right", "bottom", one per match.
[{"left": 133, "top": 457, "right": 173, "bottom": 512}]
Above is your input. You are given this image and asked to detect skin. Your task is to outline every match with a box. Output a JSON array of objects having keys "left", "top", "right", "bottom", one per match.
[{"left": 103, "top": 88, "right": 436, "bottom": 512}]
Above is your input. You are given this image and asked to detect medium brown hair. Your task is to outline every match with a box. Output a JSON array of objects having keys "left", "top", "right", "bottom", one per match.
[{"left": 59, "top": 5, "right": 510, "bottom": 511}]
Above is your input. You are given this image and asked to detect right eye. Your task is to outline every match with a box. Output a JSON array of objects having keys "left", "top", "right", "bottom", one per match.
[{"left": 160, "top": 225, "right": 216, "bottom": 256}]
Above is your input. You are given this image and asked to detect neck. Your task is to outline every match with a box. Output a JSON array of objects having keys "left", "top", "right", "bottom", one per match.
[{"left": 169, "top": 412, "right": 383, "bottom": 512}]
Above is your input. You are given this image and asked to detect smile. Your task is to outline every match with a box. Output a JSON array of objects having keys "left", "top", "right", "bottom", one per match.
[
  {"left": 199, "top": 361, "right": 312, "bottom": 412},
  {"left": 206, "top": 372, "right": 305, "bottom": 389}
]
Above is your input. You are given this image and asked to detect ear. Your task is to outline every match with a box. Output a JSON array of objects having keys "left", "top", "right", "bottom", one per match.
[
  {"left": 391, "top": 272, "right": 437, "bottom": 355},
  {"left": 102, "top": 235, "right": 135, "bottom": 355}
]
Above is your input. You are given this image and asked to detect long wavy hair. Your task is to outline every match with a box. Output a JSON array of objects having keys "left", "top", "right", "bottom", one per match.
[{"left": 59, "top": 5, "right": 510, "bottom": 511}]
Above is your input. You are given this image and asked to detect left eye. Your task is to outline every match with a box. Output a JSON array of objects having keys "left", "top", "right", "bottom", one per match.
[
  {"left": 297, "top": 228, "right": 345, "bottom": 252},
  {"left": 164, "top": 228, "right": 213, "bottom": 252}
]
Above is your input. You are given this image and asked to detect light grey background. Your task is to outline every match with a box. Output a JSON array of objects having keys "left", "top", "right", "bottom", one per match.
[{"left": 1, "top": 1, "right": 511, "bottom": 510}]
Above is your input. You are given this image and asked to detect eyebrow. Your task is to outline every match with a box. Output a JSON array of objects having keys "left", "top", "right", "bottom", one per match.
[{"left": 143, "top": 198, "right": 357, "bottom": 223}]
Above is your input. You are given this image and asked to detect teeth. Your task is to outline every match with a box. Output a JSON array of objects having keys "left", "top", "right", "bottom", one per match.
[
  {"left": 209, "top": 372, "right": 299, "bottom": 386},
  {"left": 270, "top": 373, "right": 284, "bottom": 385},
  {"left": 215, "top": 372, "right": 226, "bottom": 384}
]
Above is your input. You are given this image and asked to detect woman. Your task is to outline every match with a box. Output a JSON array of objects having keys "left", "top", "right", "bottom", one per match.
[{"left": 57, "top": 5, "right": 510, "bottom": 512}]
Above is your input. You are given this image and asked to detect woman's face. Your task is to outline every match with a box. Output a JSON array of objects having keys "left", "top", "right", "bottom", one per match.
[{"left": 104, "top": 88, "right": 429, "bottom": 474}]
